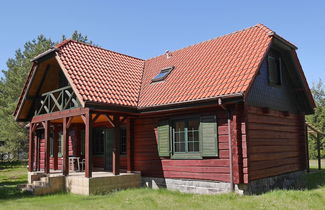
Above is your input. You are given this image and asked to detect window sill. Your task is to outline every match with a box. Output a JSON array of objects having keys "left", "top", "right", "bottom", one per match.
[{"left": 171, "top": 153, "right": 203, "bottom": 160}]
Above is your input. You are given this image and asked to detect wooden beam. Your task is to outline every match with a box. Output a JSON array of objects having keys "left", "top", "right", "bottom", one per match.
[
  {"left": 31, "top": 123, "right": 38, "bottom": 133},
  {"left": 63, "top": 117, "right": 69, "bottom": 176},
  {"left": 53, "top": 125, "right": 59, "bottom": 171},
  {"left": 304, "top": 123, "right": 310, "bottom": 173},
  {"left": 35, "top": 135, "right": 40, "bottom": 171},
  {"left": 66, "top": 116, "right": 73, "bottom": 129},
  {"left": 44, "top": 121, "right": 50, "bottom": 174},
  {"left": 85, "top": 110, "right": 93, "bottom": 178},
  {"left": 92, "top": 113, "right": 101, "bottom": 123},
  {"left": 28, "top": 123, "right": 34, "bottom": 172},
  {"left": 112, "top": 115, "right": 120, "bottom": 175},
  {"left": 126, "top": 119, "right": 133, "bottom": 172},
  {"left": 81, "top": 114, "right": 86, "bottom": 125},
  {"left": 32, "top": 108, "right": 88, "bottom": 123},
  {"left": 102, "top": 113, "right": 115, "bottom": 127},
  {"left": 41, "top": 121, "right": 46, "bottom": 129}
]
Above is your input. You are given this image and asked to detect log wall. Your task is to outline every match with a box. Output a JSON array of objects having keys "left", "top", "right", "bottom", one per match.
[
  {"left": 133, "top": 107, "right": 242, "bottom": 183},
  {"left": 246, "top": 106, "right": 306, "bottom": 181}
]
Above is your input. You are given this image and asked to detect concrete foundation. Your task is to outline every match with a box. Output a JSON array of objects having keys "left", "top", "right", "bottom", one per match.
[
  {"left": 142, "top": 171, "right": 305, "bottom": 195},
  {"left": 66, "top": 172, "right": 141, "bottom": 195},
  {"left": 26, "top": 171, "right": 141, "bottom": 195},
  {"left": 142, "top": 177, "right": 233, "bottom": 194},
  {"left": 237, "top": 171, "right": 305, "bottom": 195}
]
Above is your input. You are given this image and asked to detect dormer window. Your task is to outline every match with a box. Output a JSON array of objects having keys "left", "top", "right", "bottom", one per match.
[
  {"left": 267, "top": 54, "right": 282, "bottom": 86},
  {"left": 152, "top": 66, "right": 174, "bottom": 82}
]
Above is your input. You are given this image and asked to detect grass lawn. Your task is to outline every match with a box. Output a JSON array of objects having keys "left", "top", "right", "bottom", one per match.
[{"left": 0, "top": 161, "right": 325, "bottom": 210}]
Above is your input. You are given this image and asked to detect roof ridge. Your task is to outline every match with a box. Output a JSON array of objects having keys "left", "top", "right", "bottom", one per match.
[
  {"left": 145, "top": 24, "right": 272, "bottom": 61},
  {"left": 56, "top": 39, "right": 145, "bottom": 61}
]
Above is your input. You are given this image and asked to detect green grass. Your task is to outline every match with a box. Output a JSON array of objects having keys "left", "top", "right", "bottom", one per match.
[
  {"left": 0, "top": 161, "right": 325, "bottom": 210},
  {"left": 309, "top": 159, "right": 325, "bottom": 169}
]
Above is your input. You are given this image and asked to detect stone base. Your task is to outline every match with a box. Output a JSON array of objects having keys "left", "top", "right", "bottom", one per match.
[
  {"left": 237, "top": 171, "right": 305, "bottom": 195},
  {"left": 142, "top": 177, "right": 233, "bottom": 194},
  {"left": 142, "top": 171, "right": 305, "bottom": 195}
]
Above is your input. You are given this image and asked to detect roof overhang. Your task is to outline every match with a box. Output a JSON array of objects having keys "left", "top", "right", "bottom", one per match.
[
  {"left": 31, "top": 48, "right": 58, "bottom": 63},
  {"left": 85, "top": 92, "right": 244, "bottom": 114}
]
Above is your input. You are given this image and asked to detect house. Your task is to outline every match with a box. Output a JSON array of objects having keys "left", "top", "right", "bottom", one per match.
[{"left": 14, "top": 24, "right": 315, "bottom": 195}]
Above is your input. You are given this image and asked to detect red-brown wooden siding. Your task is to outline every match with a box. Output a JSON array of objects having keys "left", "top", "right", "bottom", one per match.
[
  {"left": 133, "top": 108, "right": 238, "bottom": 183},
  {"left": 246, "top": 106, "right": 306, "bottom": 181}
]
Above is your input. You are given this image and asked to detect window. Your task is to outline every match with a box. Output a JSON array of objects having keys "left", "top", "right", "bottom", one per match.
[
  {"left": 120, "top": 127, "right": 127, "bottom": 155},
  {"left": 152, "top": 66, "right": 174, "bottom": 82},
  {"left": 58, "top": 132, "right": 63, "bottom": 157},
  {"left": 50, "top": 131, "right": 54, "bottom": 156},
  {"left": 173, "top": 118, "right": 200, "bottom": 153},
  {"left": 93, "top": 128, "right": 105, "bottom": 155},
  {"left": 268, "top": 55, "right": 282, "bottom": 85},
  {"left": 158, "top": 115, "right": 218, "bottom": 159}
]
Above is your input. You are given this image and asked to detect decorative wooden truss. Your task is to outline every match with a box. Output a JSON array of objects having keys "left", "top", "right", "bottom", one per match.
[{"left": 35, "top": 86, "right": 80, "bottom": 115}]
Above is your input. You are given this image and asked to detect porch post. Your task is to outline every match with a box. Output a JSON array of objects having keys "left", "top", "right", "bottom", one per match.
[
  {"left": 85, "top": 111, "right": 93, "bottom": 178},
  {"left": 53, "top": 125, "right": 58, "bottom": 171},
  {"left": 28, "top": 123, "right": 34, "bottom": 172},
  {"left": 63, "top": 118, "right": 69, "bottom": 176},
  {"left": 44, "top": 121, "right": 50, "bottom": 174},
  {"left": 113, "top": 115, "right": 120, "bottom": 175},
  {"left": 126, "top": 119, "right": 133, "bottom": 172}
]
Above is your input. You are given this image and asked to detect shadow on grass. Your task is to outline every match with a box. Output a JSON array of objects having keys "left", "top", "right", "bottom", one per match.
[
  {"left": 0, "top": 160, "right": 27, "bottom": 170},
  {"left": 0, "top": 179, "right": 31, "bottom": 200},
  {"left": 304, "top": 169, "right": 325, "bottom": 190}
]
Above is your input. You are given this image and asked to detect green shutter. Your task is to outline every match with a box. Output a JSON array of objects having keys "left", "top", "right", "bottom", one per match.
[
  {"left": 158, "top": 120, "right": 170, "bottom": 157},
  {"left": 200, "top": 115, "right": 218, "bottom": 157}
]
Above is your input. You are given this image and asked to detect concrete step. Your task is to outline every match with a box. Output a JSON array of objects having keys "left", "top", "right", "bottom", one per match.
[
  {"left": 40, "top": 177, "right": 49, "bottom": 182},
  {"left": 32, "top": 180, "right": 48, "bottom": 187}
]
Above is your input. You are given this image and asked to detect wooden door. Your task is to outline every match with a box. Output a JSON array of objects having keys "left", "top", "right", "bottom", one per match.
[{"left": 104, "top": 128, "right": 114, "bottom": 171}]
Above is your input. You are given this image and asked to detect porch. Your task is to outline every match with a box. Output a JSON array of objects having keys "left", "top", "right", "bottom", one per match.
[{"left": 28, "top": 105, "right": 135, "bottom": 178}]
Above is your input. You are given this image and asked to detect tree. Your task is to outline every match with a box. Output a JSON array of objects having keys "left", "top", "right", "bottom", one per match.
[
  {"left": 62, "top": 30, "right": 93, "bottom": 45},
  {"left": 0, "top": 31, "right": 92, "bottom": 159},
  {"left": 306, "top": 79, "right": 325, "bottom": 159}
]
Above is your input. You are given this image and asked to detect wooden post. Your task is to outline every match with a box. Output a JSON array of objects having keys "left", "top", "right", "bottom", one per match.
[
  {"left": 85, "top": 111, "right": 93, "bottom": 178},
  {"left": 317, "top": 133, "right": 321, "bottom": 170},
  {"left": 113, "top": 115, "right": 120, "bottom": 175},
  {"left": 28, "top": 123, "right": 34, "bottom": 172},
  {"left": 304, "top": 123, "right": 310, "bottom": 172},
  {"left": 35, "top": 135, "right": 39, "bottom": 171},
  {"left": 44, "top": 121, "right": 50, "bottom": 174},
  {"left": 63, "top": 118, "right": 69, "bottom": 176},
  {"left": 126, "top": 118, "right": 133, "bottom": 172},
  {"left": 53, "top": 125, "right": 58, "bottom": 171}
]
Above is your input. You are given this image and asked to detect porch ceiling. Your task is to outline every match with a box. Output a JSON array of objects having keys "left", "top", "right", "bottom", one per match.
[{"left": 50, "top": 114, "right": 116, "bottom": 124}]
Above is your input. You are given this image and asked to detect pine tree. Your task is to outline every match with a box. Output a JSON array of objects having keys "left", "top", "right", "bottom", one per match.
[
  {"left": 0, "top": 31, "right": 92, "bottom": 159},
  {"left": 306, "top": 79, "right": 325, "bottom": 159}
]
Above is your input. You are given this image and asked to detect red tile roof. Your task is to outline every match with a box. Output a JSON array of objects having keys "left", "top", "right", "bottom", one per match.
[
  {"left": 15, "top": 24, "right": 314, "bottom": 118},
  {"left": 57, "top": 40, "right": 144, "bottom": 107},
  {"left": 138, "top": 24, "right": 272, "bottom": 107}
]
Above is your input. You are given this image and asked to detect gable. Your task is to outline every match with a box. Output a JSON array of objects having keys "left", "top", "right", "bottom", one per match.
[
  {"left": 246, "top": 45, "right": 315, "bottom": 114},
  {"left": 15, "top": 56, "right": 81, "bottom": 121}
]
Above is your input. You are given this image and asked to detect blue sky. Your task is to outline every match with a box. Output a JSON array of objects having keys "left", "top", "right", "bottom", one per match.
[{"left": 0, "top": 0, "right": 324, "bottom": 85}]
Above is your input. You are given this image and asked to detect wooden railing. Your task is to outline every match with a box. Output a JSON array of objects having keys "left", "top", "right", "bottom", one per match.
[{"left": 35, "top": 86, "right": 80, "bottom": 115}]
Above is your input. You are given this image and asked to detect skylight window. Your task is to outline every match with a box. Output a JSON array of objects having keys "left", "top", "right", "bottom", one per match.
[{"left": 152, "top": 66, "right": 174, "bottom": 82}]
